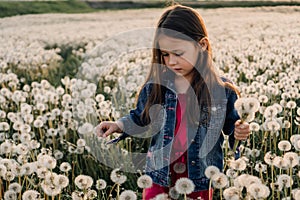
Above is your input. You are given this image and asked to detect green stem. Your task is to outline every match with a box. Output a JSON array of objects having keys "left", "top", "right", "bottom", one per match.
[
  {"left": 209, "top": 179, "right": 212, "bottom": 200},
  {"left": 117, "top": 184, "right": 120, "bottom": 200},
  {"left": 290, "top": 167, "right": 293, "bottom": 198},
  {"left": 271, "top": 165, "right": 274, "bottom": 198},
  {"left": 284, "top": 187, "right": 287, "bottom": 198},
  {"left": 290, "top": 108, "right": 293, "bottom": 140}
]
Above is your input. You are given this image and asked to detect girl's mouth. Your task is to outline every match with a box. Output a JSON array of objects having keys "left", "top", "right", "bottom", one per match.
[{"left": 173, "top": 68, "right": 182, "bottom": 71}]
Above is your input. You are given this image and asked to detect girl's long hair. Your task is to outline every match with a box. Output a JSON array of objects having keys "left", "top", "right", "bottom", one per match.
[{"left": 140, "top": 4, "right": 239, "bottom": 125}]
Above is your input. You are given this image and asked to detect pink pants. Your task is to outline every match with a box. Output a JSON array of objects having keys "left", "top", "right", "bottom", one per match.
[{"left": 143, "top": 183, "right": 213, "bottom": 200}]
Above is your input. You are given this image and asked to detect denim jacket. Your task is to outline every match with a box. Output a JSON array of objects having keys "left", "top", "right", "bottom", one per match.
[{"left": 112, "top": 77, "right": 240, "bottom": 191}]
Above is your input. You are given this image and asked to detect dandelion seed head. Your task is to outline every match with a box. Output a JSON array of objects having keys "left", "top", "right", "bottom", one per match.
[
  {"left": 274, "top": 156, "right": 289, "bottom": 170},
  {"left": 286, "top": 100, "right": 296, "bottom": 109},
  {"left": 248, "top": 183, "right": 270, "bottom": 199},
  {"left": 264, "top": 151, "right": 276, "bottom": 165},
  {"left": 4, "top": 171, "right": 15, "bottom": 181},
  {"left": 283, "top": 152, "right": 299, "bottom": 168},
  {"left": 175, "top": 177, "right": 195, "bottom": 194},
  {"left": 223, "top": 186, "right": 240, "bottom": 200},
  {"left": 54, "top": 174, "right": 69, "bottom": 189},
  {"left": 0, "top": 110, "right": 6, "bottom": 119},
  {"left": 0, "top": 122, "right": 10, "bottom": 131},
  {"left": 264, "top": 106, "right": 278, "bottom": 119},
  {"left": 254, "top": 162, "right": 267, "bottom": 173},
  {"left": 4, "top": 190, "right": 17, "bottom": 200},
  {"left": 0, "top": 164, "right": 7, "bottom": 177},
  {"left": 292, "top": 189, "right": 300, "bottom": 200},
  {"left": 58, "top": 162, "right": 71, "bottom": 173},
  {"left": 228, "top": 158, "right": 247, "bottom": 171},
  {"left": 77, "top": 122, "right": 93, "bottom": 135},
  {"left": 76, "top": 138, "right": 86, "bottom": 147},
  {"left": 270, "top": 182, "right": 283, "bottom": 192},
  {"left": 277, "top": 174, "right": 293, "bottom": 188},
  {"left": 95, "top": 94, "right": 105, "bottom": 102},
  {"left": 74, "top": 174, "right": 94, "bottom": 190},
  {"left": 36, "top": 166, "right": 50, "bottom": 179},
  {"left": 119, "top": 190, "right": 137, "bottom": 200},
  {"left": 290, "top": 134, "right": 300, "bottom": 145},
  {"left": 278, "top": 140, "right": 292, "bottom": 151},
  {"left": 265, "top": 120, "right": 281, "bottom": 132},
  {"left": 258, "top": 95, "right": 268, "bottom": 103},
  {"left": 110, "top": 168, "right": 127, "bottom": 185},
  {"left": 204, "top": 165, "right": 220, "bottom": 179},
  {"left": 96, "top": 179, "right": 107, "bottom": 190},
  {"left": 226, "top": 169, "right": 238, "bottom": 179},
  {"left": 137, "top": 174, "right": 153, "bottom": 189},
  {"left": 169, "top": 187, "right": 179, "bottom": 199},
  {"left": 212, "top": 172, "right": 228, "bottom": 189},
  {"left": 249, "top": 122, "right": 260, "bottom": 132},
  {"left": 173, "top": 162, "right": 186, "bottom": 174},
  {"left": 41, "top": 181, "right": 61, "bottom": 197},
  {"left": 152, "top": 193, "right": 170, "bottom": 200}
]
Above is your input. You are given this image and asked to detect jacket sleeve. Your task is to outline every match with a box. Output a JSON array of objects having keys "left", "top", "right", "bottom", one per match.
[
  {"left": 223, "top": 88, "right": 240, "bottom": 149},
  {"left": 107, "top": 83, "right": 152, "bottom": 144}
]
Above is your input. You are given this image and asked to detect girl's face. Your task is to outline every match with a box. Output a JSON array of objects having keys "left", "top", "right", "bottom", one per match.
[{"left": 158, "top": 35, "right": 200, "bottom": 82}]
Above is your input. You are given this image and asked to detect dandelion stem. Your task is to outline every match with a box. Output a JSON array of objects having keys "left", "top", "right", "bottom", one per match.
[
  {"left": 262, "top": 132, "right": 269, "bottom": 153},
  {"left": 289, "top": 167, "right": 293, "bottom": 198},
  {"left": 108, "top": 183, "right": 117, "bottom": 199},
  {"left": 290, "top": 108, "right": 293, "bottom": 140},
  {"left": 284, "top": 187, "right": 288, "bottom": 198},
  {"left": 271, "top": 165, "right": 274, "bottom": 198},
  {"left": 117, "top": 184, "right": 120, "bottom": 200},
  {"left": 209, "top": 179, "right": 212, "bottom": 200},
  {"left": 252, "top": 131, "right": 255, "bottom": 149},
  {"left": 232, "top": 140, "right": 239, "bottom": 157},
  {"left": 0, "top": 179, "right": 2, "bottom": 200}
]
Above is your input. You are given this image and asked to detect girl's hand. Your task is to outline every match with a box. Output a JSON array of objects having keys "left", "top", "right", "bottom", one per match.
[
  {"left": 234, "top": 120, "right": 250, "bottom": 141},
  {"left": 95, "top": 121, "right": 123, "bottom": 138}
]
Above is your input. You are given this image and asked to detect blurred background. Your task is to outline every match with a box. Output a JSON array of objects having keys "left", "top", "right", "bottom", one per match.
[{"left": 1, "top": 0, "right": 300, "bottom": 18}]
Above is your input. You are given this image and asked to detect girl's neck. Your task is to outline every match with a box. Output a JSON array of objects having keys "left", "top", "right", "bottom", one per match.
[{"left": 175, "top": 76, "right": 191, "bottom": 94}]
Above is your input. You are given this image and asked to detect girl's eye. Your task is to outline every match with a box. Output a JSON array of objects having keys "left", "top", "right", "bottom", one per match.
[
  {"left": 161, "top": 52, "right": 169, "bottom": 57},
  {"left": 174, "top": 52, "right": 184, "bottom": 57},
  {"left": 161, "top": 52, "right": 183, "bottom": 57}
]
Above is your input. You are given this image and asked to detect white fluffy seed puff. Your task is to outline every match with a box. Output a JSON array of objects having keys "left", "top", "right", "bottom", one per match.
[
  {"left": 137, "top": 174, "right": 153, "bottom": 189},
  {"left": 175, "top": 177, "right": 195, "bottom": 195}
]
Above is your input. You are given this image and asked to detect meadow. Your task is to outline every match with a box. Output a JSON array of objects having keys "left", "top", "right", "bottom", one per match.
[{"left": 0, "top": 5, "right": 299, "bottom": 200}]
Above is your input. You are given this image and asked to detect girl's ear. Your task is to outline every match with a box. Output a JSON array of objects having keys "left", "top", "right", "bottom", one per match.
[{"left": 198, "top": 37, "right": 208, "bottom": 51}]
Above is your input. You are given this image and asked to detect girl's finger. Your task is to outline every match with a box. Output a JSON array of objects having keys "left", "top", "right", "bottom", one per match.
[
  {"left": 103, "top": 126, "right": 114, "bottom": 137},
  {"left": 95, "top": 123, "right": 109, "bottom": 137}
]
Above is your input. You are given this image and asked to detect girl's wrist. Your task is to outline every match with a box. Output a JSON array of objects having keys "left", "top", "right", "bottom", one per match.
[{"left": 116, "top": 120, "right": 124, "bottom": 132}]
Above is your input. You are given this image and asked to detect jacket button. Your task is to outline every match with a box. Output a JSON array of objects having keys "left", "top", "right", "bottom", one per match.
[{"left": 191, "top": 161, "right": 196, "bottom": 165}]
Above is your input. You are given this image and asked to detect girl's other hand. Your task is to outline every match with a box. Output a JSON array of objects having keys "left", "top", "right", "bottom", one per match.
[
  {"left": 95, "top": 121, "right": 123, "bottom": 138},
  {"left": 234, "top": 120, "right": 250, "bottom": 141}
]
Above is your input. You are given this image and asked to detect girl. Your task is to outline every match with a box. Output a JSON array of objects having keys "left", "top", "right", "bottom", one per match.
[{"left": 96, "top": 4, "right": 250, "bottom": 200}]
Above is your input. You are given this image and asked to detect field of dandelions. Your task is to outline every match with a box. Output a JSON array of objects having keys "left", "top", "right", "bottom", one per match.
[{"left": 0, "top": 5, "right": 300, "bottom": 200}]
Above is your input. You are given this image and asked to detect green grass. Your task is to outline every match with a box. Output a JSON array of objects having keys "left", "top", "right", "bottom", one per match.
[
  {"left": 0, "top": 0, "right": 299, "bottom": 18},
  {"left": 0, "top": 1, "right": 96, "bottom": 18}
]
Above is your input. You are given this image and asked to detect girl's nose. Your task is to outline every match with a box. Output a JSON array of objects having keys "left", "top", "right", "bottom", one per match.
[{"left": 168, "top": 54, "right": 177, "bottom": 65}]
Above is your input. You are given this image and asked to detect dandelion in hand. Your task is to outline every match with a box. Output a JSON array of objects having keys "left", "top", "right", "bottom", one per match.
[
  {"left": 234, "top": 97, "right": 260, "bottom": 123},
  {"left": 232, "top": 97, "right": 260, "bottom": 154}
]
